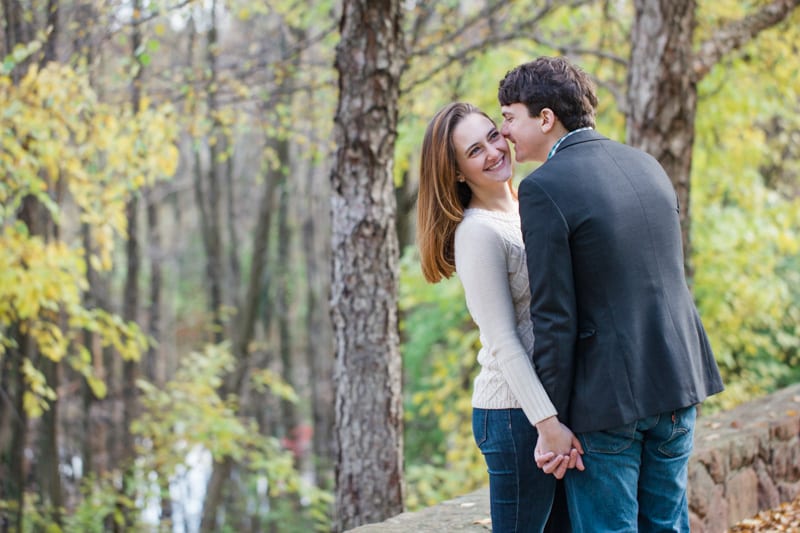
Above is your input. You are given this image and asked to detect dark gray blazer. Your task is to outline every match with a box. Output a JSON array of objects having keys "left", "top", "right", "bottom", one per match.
[{"left": 518, "top": 130, "right": 724, "bottom": 434}]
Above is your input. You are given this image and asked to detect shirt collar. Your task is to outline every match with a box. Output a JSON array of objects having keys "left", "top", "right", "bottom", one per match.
[{"left": 547, "top": 127, "right": 593, "bottom": 160}]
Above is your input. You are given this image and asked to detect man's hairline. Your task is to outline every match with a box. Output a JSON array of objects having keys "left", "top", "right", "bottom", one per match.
[{"left": 500, "top": 101, "right": 544, "bottom": 120}]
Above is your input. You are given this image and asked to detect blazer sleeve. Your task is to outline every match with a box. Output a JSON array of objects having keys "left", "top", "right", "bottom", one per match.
[{"left": 518, "top": 177, "right": 578, "bottom": 422}]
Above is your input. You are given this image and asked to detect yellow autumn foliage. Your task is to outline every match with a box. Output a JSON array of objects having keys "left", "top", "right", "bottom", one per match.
[{"left": 0, "top": 60, "right": 178, "bottom": 417}]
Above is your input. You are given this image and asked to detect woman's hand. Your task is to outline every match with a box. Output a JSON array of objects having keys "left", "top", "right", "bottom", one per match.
[{"left": 534, "top": 416, "right": 585, "bottom": 479}]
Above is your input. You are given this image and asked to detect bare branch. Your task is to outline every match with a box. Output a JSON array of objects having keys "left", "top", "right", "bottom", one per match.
[
  {"left": 402, "top": 2, "right": 557, "bottom": 93},
  {"left": 402, "top": 0, "right": 602, "bottom": 94},
  {"left": 693, "top": 0, "right": 800, "bottom": 81},
  {"left": 531, "top": 34, "right": 627, "bottom": 65},
  {"left": 208, "top": 22, "right": 337, "bottom": 85},
  {"left": 594, "top": 76, "right": 627, "bottom": 113},
  {"left": 409, "top": 0, "right": 510, "bottom": 59}
]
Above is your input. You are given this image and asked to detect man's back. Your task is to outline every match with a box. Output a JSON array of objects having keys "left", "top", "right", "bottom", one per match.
[{"left": 519, "top": 130, "right": 724, "bottom": 433}]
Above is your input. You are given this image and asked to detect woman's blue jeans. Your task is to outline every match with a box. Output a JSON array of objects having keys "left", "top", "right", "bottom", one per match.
[
  {"left": 472, "top": 408, "right": 570, "bottom": 533},
  {"left": 565, "top": 405, "right": 697, "bottom": 532}
]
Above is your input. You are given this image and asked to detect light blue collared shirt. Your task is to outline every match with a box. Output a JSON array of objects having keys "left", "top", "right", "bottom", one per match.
[{"left": 547, "top": 127, "right": 593, "bottom": 160}]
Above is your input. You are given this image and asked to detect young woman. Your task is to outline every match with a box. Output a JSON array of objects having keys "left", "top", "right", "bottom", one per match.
[{"left": 416, "top": 102, "right": 580, "bottom": 532}]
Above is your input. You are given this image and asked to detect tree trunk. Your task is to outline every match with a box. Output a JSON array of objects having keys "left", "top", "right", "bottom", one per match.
[
  {"left": 36, "top": 3, "right": 65, "bottom": 525},
  {"left": 190, "top": 0, "right": 225, "bottom": 346},
  {"left": 74, "top": 2, "right": 110, "bottom": 492},
  {"left": 146, "top": 185, "right": 171, "bottom": 522},
  {"left": 121, "top": 0, "right": 145, "bottom": 464},
  {"left": 194, "top": 152, "right": 225, "bottom": 344},
  {"left": 1, "top": 0, "right": 32, "bottom": 82},
  {"left": 276, "top": 181, "right": 299, "bottom": 446},
  {"left": 199, "top": 457, "right": 232, "bottom": 533},
  {"left": 1, "top": 2, "right": 34, "bottom": 524},
  {"left": 146, "top": 190, "right": 162, "bottom": 384},
  {"left": 37, "top": 357, "right": 63, "bottom": 526},
  {"left": 626, "top": 0, "right": 697, "bottom": 278},
  {"left": 194, "top": 2, "right": 234, "bottom": 526},
  {"left": 225, "top": 153, "right": 241, "bottom": 309},
  {"left": 120, "top": 195, "right": 139, "bottom": 471},
  {"left": 0, "top": 335, "right": 28, "bottom": 533},
  {"left": 330, "top": 1, "right": 405, "bottom": 529},
  {"left": 203, "top": 0, "right": 225, "bottom": 344},
  {"left": 117, "top": 5, "right": 146, "bottom": 529},
  {"left": 626, "top": 0, "right": 800, "bottom": 280},
  {"left": 42, "top": 0, "right": 58, "bottom": 64},
  {"left": 2, "top": 0, "right": 52, "bottom": 519}
]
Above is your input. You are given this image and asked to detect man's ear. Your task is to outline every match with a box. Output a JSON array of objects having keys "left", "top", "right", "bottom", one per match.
[{"left": 540, "top": 108, "right": 557, "bottom": 133}]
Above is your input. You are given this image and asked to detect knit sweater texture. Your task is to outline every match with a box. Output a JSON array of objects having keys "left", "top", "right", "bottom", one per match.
[{"left": 454, "top": 208, "right": 557, "bottom": 425}]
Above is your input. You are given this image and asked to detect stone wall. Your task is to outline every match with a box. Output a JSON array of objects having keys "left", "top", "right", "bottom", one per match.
[
  {"left": 689, "top": 382, "right": 800, "bottom": 532},
  {"left": 347, "top": 383, "right": 800, "bottom": 532}
]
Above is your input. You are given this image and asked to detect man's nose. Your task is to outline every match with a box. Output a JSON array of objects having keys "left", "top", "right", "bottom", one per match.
[{"left": 500, "top": 122, "right": 510, "bottom": 137}]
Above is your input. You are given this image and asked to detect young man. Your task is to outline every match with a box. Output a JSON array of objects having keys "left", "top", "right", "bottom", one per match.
[{"left": 498, "top": 56, "right": 724, "bottom": 532}]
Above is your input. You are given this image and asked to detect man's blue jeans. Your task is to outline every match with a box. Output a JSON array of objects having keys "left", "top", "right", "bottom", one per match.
[
  {"left": 565, "top": 405, "right": 697, "bottom": 532},
  {"left": 473, "top": 408, "right": 570, "bottom": 533}
]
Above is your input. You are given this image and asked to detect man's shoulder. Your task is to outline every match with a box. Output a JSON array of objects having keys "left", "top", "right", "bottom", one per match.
[
  {"left": 541, "top": 135, "right": 657, "bottom": 174},
  {"left": 519, "top": 165, "right": 564, "bottom": 200},
  {"left": 518, "top": 169, "right": 547, "bottom": 192},
  {"left": 588, "top": 134, "right": 659, "bottom": 162}
]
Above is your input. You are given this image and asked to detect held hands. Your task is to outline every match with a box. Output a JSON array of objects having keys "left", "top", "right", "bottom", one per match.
[{"left": 534, "top": 416, "right": 585, "bottom": 479}]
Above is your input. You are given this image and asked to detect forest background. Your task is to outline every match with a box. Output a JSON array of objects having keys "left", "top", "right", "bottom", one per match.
[{"left": 1, "top": 0, "right": 799, "bottom": 532}]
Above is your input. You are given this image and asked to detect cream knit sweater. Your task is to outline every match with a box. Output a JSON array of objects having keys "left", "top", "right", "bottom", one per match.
[{"left": 454, "top": 208, "right": 557, "bottom": 426}]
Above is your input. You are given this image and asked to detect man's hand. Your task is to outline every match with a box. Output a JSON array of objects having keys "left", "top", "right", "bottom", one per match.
[{"left": 534, "top": 416, "right": 585, "bottom": 479}]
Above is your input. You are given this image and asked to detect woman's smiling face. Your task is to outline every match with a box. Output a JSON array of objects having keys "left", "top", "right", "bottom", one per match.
[{"left": 452, "top": 112, "right": 512, "bottom": 189}]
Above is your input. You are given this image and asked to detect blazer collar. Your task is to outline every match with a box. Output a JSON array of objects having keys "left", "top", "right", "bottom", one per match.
[{"left": 552, "top": 129, "right": 606, "bottom": 156}]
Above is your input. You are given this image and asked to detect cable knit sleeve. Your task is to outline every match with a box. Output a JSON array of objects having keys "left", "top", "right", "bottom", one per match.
[{"left": 455, "top": 216, "right": 557, "bottom": 426}]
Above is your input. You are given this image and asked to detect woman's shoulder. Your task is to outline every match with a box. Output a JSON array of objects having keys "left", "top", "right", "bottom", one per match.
[
  {"left": 461, "top": 207, "right": 519, "bottom": 225},
  {"left": 455, "top": 209, "right": 521, "bottom": 253},
  {"left": 456, "top": 209, "right": 510, "bottom": 238},
  {"left": 465, "top": 207, "right": 519, "bottom": 230}
]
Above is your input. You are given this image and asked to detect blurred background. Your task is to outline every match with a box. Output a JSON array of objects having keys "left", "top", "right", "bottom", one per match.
[{"left": 1, "top": 1, "right": 799, "bottom": 531}]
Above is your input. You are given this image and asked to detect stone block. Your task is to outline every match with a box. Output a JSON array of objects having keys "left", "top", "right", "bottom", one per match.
[
  {"left": 777, "top": 480, "right": 800, "bottom": 504},
  {"left": 769, "top": 438, "right": 800, "bottom": 479},
  {"left": 770, "top": 415, "right": 800, "bottom": 441},
  {"left": 695, "top": 446, "right": 729, "bottom": 485},
  {"left": 728, "top": 432, "right": 759, "bottom": 470},
  {"left": 755, "top": 460, "right": 780, "bottom": 510},
  {"left": 688, "top": 461, "right": 715, "bottom": 517},
  {"left": 701, "top": 486, "right": 728, "bottom": 533},
  {"left": 725, "top": 468, "right": 759, "bottom": 526}
]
